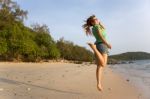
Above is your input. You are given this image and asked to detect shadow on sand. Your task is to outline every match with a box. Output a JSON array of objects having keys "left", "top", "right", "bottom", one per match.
[{"left": 0, "top": 77, "right": 81, "bottom": 95}]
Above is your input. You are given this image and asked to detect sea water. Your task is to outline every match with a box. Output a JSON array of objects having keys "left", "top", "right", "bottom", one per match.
[{"left": 110, "top": 60, "right": 150, "bottom": 99}]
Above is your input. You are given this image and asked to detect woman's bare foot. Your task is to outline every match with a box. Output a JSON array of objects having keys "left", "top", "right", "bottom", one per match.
[
  {"left": 87, "top": 42, "right": 96, "bottom": 50},
  {"left": 97, "top": 83, "right": 103, "bottom": 91}
]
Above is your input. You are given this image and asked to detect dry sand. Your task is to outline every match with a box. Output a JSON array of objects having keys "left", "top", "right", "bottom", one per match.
[{"left": 0, "top": 62, "right": 142, "bottom": 99}]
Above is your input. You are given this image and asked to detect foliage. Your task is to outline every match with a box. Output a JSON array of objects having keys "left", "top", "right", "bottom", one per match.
[
  {"left": 57, "top": 37, "right": 94, "bottom": 62},
  {"left": 0, "top": 0, "right": 93, "bottom": 62}
]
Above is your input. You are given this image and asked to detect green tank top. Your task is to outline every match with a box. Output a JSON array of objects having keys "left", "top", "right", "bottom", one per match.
[{"left": 92, "top": 24, "right": 107, "bottom": 43}]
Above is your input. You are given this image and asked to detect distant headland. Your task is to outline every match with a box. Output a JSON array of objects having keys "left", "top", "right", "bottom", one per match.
[{"left": 108, "top": 52, "right": 150, "bottom": 64}]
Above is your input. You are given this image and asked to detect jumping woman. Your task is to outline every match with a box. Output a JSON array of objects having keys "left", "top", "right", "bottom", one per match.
[{"left": 82, "top": 15, "right": 112, "bottom": 91}]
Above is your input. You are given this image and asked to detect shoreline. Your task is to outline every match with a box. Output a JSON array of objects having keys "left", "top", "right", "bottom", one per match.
[
  {"left": 110, "top": 63, "right": 150, "bottom": 99},
  {"left": 0, "top": 62, "right": 141, "bottom": 99}
]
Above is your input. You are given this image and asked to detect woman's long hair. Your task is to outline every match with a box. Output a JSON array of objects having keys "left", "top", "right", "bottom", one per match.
[
  {"left": 82, "top": 15, "right": 95, "bottom": 36},
  {"left": 82, "top": 15, "right": 105, "bottom": 36}
]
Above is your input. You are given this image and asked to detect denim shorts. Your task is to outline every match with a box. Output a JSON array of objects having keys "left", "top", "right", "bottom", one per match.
[{"left": 95, "top": 42, "right": 109, "bottom": 54}]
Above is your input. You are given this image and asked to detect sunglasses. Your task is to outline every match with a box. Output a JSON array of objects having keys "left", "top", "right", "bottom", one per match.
[{"left": 93, "top": 18, "right": 98, "bottom": 20}]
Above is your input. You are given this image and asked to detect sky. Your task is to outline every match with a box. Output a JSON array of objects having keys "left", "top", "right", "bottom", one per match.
[{"left": 14, "top": 0, "right": 150, "bottom": 55}]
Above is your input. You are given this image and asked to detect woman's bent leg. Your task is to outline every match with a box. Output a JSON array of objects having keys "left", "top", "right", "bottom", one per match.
[{"left": 87, "top": 42, "right": 105, "bottom": 66}]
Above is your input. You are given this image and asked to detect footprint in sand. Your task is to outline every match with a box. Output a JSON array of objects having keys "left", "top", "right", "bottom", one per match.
[
  {"left": 126, "top": 79, "right": 130, "bottom": 82},
  {"left": 28, "top": 81, "right": 32, "bottom": 83},
  {"left": 108, "top": 88, "right": 112, "bottom": 91},
  {"left": 62, "top": 75, "right": 65, "bottom": 77},
  {"left": 14, "top": 93, "right": 17, "bottom": 96},
  {"left": 65, "top": 70, "right": 69, "bottom": 72}
]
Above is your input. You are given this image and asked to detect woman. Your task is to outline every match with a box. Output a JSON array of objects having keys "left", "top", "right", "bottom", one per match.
[{"left": 82, "top": 15, "right": 112, "bottom": 91}]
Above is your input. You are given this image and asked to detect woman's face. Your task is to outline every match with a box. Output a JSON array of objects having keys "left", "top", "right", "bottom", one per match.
[{"left": 91, "top": 17, "right": 100, "bottom": 25}]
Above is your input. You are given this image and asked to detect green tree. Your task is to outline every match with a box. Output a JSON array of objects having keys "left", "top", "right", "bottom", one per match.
[
  {"left": 0, "top": 39, "right": 7, "bottom": 56},
  {"left": 32, "top": 24, "right": 60, "bottom": 59},
  {"left": 0, "top": 0, "right": 92, "bottom": 62},
  {"left": 0, "top": 0, "right": 28, "bottom": 22},
  {"left": 57, "top": 37, "right": 94, "bottom": 62}
]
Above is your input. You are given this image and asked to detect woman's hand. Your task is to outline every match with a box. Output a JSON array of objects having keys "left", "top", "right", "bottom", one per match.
[{"left": 106, "top": 43, "right": 112, "bottom": 49}]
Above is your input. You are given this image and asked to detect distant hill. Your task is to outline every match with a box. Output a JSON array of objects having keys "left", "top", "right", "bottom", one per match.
[{"left": 109, "top": 52, "right": 150, "bottom": 61}]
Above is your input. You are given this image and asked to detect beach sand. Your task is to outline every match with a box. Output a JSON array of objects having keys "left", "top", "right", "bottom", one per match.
[{"left": 0, "top": 62, "right": 141, "bottom": 99}]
